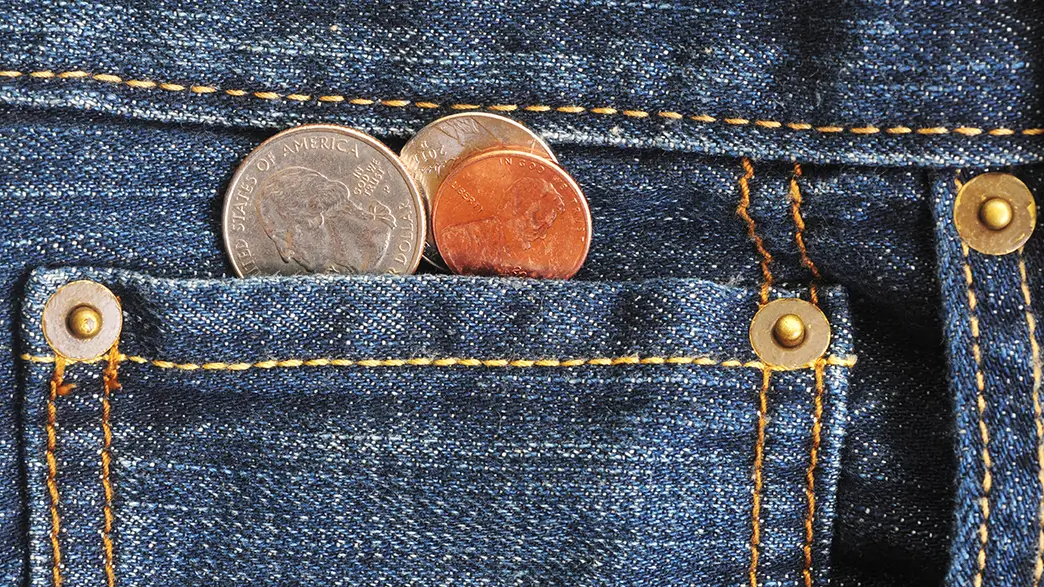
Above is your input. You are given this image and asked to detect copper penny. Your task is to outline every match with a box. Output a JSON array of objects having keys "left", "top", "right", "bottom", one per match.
[
  {"left": 400, "top": 113, "right": 556, "bottom": 267},
  {"left": 432, "top": 150, "right": 591, "bottom": 279}
]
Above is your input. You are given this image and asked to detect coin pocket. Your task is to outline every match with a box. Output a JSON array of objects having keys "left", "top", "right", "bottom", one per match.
[{"left": 19, "top": 267, "right": 854, "bottom": 586}]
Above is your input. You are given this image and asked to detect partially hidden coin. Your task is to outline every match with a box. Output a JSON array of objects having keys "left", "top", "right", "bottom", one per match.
[
  {"left": 400, "top": 113, "right": 557, "bottom": 266},
  {"left": 431, "top": 150, "right": 591, "bottom": 279},
  {"left": 223, "top": 124, "right": 426, "bottom": 276}
]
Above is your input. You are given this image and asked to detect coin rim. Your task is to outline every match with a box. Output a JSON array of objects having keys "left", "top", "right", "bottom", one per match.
[
  {"left": 222, "top": 123, "right": 427, "bottom": 277},
  {"left": 401, "top": 113, "right": 558, "bottom": 267},
  {"left": 431, "top": 149, "right": 592, "bottom": 279}
]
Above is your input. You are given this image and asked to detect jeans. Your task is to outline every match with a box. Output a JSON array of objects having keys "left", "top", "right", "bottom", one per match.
[{"left": 0, "top": 1, "right": 1042, "bottom": 585}]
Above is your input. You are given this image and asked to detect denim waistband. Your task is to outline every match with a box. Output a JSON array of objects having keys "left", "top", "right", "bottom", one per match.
[{"left": 0, "top": 0, "right": 1041, "bottom": 167}]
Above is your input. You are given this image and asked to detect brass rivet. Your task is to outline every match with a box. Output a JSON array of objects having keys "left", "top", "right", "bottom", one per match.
[
  {"left": 978, "top": 197, "right": 1014, "bottom": 231},
  {"left": 955, "top": 173, "right": 1036, "bottom": 255},
  {"left": 42, "top": 280, "right": 122, "bottom": 360},
  {"left": 66, "top": 305, "right": 102, "bottom": 339},
  {"left": 750, "top": 298, "right": 831, "bottom": 370},
  {"left": 772, "top": 314, "right": 806, "bottom": 348}
]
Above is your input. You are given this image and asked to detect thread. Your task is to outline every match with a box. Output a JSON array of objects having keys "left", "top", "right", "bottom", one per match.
[
  {"left": 4, "top": 68, "right": 1039, "bottom": 137},
  {"left": 1018, "top": 249, "right": 1044, "bottom": 586},
  {"left": 749, "top": 368, "right": 771, "bottom": 587},
  {"left": 19, "top": 352, "right": 859, "bottom": 371},
  {"left": 46, "top": 356, "right": 73, "bottom": 587},
  {"left": 736, "top": 158, "right": 773, "bottom": 304},
  {"left": 801, "top": 360, "right": 826, "bottom": 586},
  {"left": 789, "top": 163, "right": 822, "bottom": 305},
  {"left": 101, "top": 345, "right": 120, "bottom": 587}
]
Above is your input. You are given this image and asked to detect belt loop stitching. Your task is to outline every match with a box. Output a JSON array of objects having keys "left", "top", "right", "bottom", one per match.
[
  {"left": 957, "top": 172, "right": 993, "bottom": 587},
  {"left": 1017, "top": 248, "right": 1044, "bottom": 585}
]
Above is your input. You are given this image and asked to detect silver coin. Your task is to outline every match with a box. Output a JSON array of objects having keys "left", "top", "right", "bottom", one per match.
[
  {"left": 223, "top": 124, "right": 425, "bottom": 277},
  {"left": 400, "top": 113, "right": 556, "bottom": 266}
]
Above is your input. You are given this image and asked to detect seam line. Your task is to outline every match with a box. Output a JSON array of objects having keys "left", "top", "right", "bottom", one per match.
[
  {"left": 1018, "top": 248, "right": 1044, "bottom": 586},
  {"left": 802, "top": 359, "right": 826, "bottom": 587},
  {"left": 101, "top": 346, "right": 120, "bottom": 587},
  {"left": 793, "top": 161, "right": 825, "bottom": 587},
  {"left": 46, "top": 356, "right": 71, "bottom": 587},
  {"left": 749, "top": 368, "right": 770, "bottom": 587},
  {"left": 959, "top": 186, "right": 992, "bottom": 587},
  {"left": 790, "top": 163, "right": 822, "bottom": 306},
  {"left": 20, "top": 352, "right": 858, "bottom": 371},
  {"left": 737, "top": 157, "right": 773, "bottom": 305},
  {"left": 1, "top": 69, "right": 1042, "bottom": 138},
  {"left": 738, "top": 156, "right": 775, "bottom": 587}
]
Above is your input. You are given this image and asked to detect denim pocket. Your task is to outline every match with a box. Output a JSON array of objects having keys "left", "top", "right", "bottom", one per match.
[{"left": 19, "top": 268, "right": 854, "bottom": 586}]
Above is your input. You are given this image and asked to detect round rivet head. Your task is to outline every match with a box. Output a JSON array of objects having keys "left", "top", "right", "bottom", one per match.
[
  {"left": 979, "top": 197, "right": 1014, "bottom": 231},
  {"left": 66, "top": 305, "right": 102, "bottom": 339},
  {"left": 42, "top": 281, "right": 122, "bottom": 360},
  {"left": 750, "top": 298, "right": 830, "bottom": 370},
  {"left": 772, "top": 314, "right": 807, "bottom": 348},
  {"left": 955, "top": 173, "right": 1036, "bottom": 255}
]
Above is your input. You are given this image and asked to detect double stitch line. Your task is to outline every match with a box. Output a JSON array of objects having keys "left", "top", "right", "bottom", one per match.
[
  {"left": 2, "top": 69, "right": 1043, "bottom": 138},
  {"left": 41, "top": 347, "right": 120, "bottom": 587}
]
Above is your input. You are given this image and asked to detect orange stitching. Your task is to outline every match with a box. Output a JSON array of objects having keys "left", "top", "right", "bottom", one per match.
[
  {"left": 1018, "top": 249, "right": 1044, "bottom": 586},
  {"left": 101, "top": 345, "right": 120, "bottom": 587},
  {"left": 20, "top": 352, "right": 858, "bottom": 371},
  {"left": 958, "top": 175, "right": 991, "bottom": 587},
  {"left": 1, "top": 68, "right": 1042, "bottom": 138},
  {"left": 749, "top": 368, "right": 771, "bottom": 587},
  {"left": 964, "top": 243, "right": 992, "bottom": 587},
  {"left": 801, "top": 359, "right": 826, "bottom": 587},
  {"left": 736, "top": 158, "right": 773, "bottom": 305},
  {"left": 789, "top": 163, "right": 822, "bottom": 306},
  {"left": 738, "top": 156, "right": 775, "bottom": 587},
  {"left": 46, "top": 356, "right": 73, "bottom": 587},
  {"left": 790, "top": 161, "right": 825, "bottom": 586}
]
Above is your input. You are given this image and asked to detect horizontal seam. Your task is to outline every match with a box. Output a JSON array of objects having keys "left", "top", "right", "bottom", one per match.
[
  {"left": 1, "top": 68, "right": 1041, "bottom": 138},
  {"left": 20, "top": 352, "right": 858, "bottom": 371}
]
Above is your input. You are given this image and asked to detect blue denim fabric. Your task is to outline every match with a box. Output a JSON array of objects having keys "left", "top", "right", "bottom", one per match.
[
  {"left": 932, "top": 167, "right": 1044, "bottom": 586},
  {"left": 0, "top": 1, "right": 1041, "bottom": 167},
  {"left": 18, "top": 269, "right": 853, "bottom": 586},
  {"left": 0, "top": 0, "right": 1041, "bottom": 585}
]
